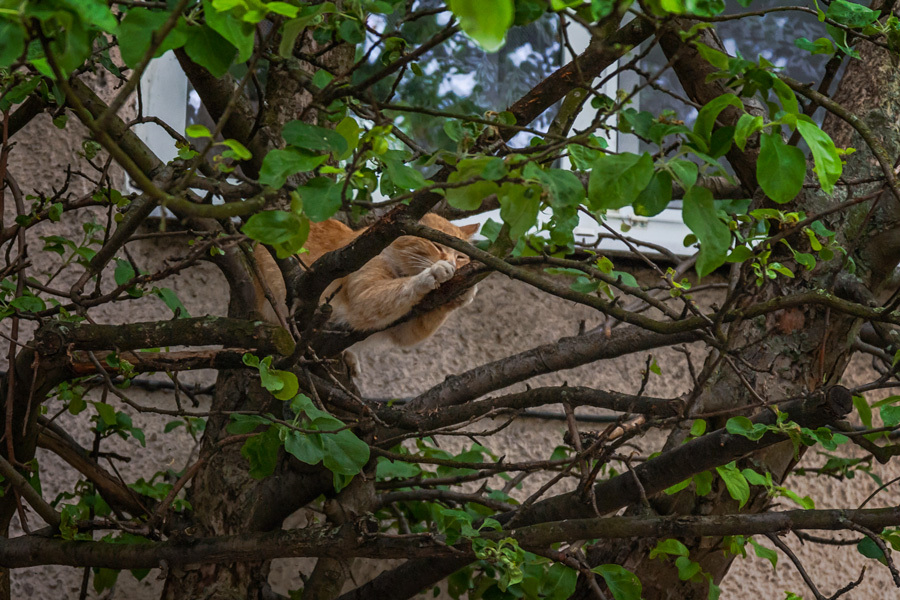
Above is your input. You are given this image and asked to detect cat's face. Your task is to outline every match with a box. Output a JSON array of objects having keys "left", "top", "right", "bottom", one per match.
[{"left": 385, "top": 214, "right": 478, "bottom": 277}]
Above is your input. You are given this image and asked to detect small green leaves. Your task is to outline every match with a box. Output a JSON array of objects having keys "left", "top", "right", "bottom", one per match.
[
  {"left": 683, "top": 186, "right": 731, "bottom": 277},
  {"left": 716, "top": 462, "right": 750, "bottom": 508},
  {"left": 726, "top": 416, "right": 766, "bottom": 440},
  {"left": 795, "top": 119, "right": 841, "bottom": 194},
  {"left": 243, "top": 210, "right": 302, "bottom": 245},
  {"left": 297, "top": 177, "right": 343, "bottom": 222},
  {"left": 827, "top": 0, "right": 880, "bottom": 28},
  {"left": 116, "top": 9, "right": 188, "bottom": 70},
  {"left": 243, "top": 353, "right": 299, "bottom": 400},
  {"left": 588, "top": 152, "right": 654, "bottom": 210},
  {"left": 243, "top": 210, "right": 310, "bottom": 258},
  {"left": 633, "top": 171, "right": 673, "bottom": 217},
  {"left": 749, "top": 538, "right": 778, "bottom": 571},
  {"left": 499, "top": 183, "right": 541, "bottom": 240},
  {"left": 650, "top": 539, "right": 689, "bottom": 559},
  {"left": 448, "top": 0, "right": 514, "bottom": 51},
  {"left": 259, "top": 149, "right": 328, "bottom": 188},
  {"left": 592, "top": 564, "right": 642, "bottom": 600},
  {"left": 0, "top": 21, "right": 25, "bottom": 68},
  {"left": 758, "top": 132, "right": 806, "bottom": 204},
  {"left": 282, "top": 121, "right": 349, "bottom": 156},
  {"left": 694, "top": 94, "right": 742, "bottom": 149}
]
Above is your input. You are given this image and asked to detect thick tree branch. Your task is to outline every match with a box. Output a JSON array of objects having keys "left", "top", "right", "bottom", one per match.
[{"left": 33, "top": 317, "right": 294, "bottom": 357}]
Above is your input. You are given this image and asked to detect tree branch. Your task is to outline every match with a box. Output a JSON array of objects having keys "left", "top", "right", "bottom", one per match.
[{"left": 33, "top": 317, "right": 294, "bottom": 357}]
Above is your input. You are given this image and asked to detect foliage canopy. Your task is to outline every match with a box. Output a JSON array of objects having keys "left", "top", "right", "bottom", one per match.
[{"left": 2, "top": 0, "right": 900, "bottom": 599}]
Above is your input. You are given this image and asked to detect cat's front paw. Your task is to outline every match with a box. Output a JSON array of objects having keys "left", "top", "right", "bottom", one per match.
[{"left": 416, "top": 260, "right": 456, "bottom": 292}]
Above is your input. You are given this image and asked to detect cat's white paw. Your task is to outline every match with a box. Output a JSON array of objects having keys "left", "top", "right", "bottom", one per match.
[
  {"left": 415, "top": 260, "right": 455, "bottom": 292},
  {"left": 429, "top": 260, "right": 456, "bottom": 284}
]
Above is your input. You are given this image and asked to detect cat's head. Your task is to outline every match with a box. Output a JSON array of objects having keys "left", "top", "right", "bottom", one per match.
[{"left": 385, "top": 214, "right": 479, "bottom": 276}]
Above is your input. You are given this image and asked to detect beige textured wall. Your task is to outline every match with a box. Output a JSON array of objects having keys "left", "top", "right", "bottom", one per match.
[{"left": 6, "top": 106, "right": 900, "bottom": 600}]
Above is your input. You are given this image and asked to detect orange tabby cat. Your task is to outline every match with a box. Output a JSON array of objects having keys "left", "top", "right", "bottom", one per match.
[{"left": 254, "top": 213, "right": 479, "bottom": 348}]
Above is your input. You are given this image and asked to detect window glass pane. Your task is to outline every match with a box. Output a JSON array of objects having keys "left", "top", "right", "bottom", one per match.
[
  {"left": 358, "top": 6, "right": 561, "bottom": 150},
  {"left": 639, "top": 0, "right": 834, "bottom": 127}
]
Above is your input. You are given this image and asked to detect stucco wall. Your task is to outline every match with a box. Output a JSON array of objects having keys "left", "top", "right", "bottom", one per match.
[{"left": 5, "top": 109, "right": 900, "bottom": 599}]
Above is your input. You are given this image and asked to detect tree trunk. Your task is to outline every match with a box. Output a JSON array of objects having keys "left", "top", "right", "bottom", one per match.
[{"left": 161, "top": 21, "right": 356, "bottom": 598}]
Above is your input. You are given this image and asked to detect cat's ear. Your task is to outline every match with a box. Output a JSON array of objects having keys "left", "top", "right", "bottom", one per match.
[{"left": 460, "top": 223, "right": 479, "bottom": 238}]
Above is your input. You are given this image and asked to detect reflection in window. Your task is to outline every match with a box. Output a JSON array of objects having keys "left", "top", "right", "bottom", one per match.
[{"left": 359, "top": 9, "right": 561, "bottom": 151}]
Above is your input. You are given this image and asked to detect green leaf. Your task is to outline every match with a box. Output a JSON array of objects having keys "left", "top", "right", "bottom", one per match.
[
  {"left": 650, "top": 539, "right": 690, "bottom": 558},
  {"left": 726, "top": 416, "right": 766, "bottom": 440},
  {"left": 795, "top": 119, "right": 841, "bottom": 195},
  {"left": 298, "top": 177, "right": 343, "bottom": 222},
  {"left": 757, "top": 132, "right": 805, "bottom": 204},
  {"left": 588, "top": 152, "right": 654, "bottom": 210},
  {"left": 771, "top": 78, "right": 799, "bottom": 114},
  {"left": 114, "top": 259, "right": 136, "bottom": 286},
  {"left": 282, "top": 121, "right": 348, "bottom": 155},
  {"left": 669, "top": 159, "right": 698, "bottom": 190},
  {"left": 675, "top": 556, "right": 701, "bottom": 581},
  {"left": 749, "top": 538, "right": 778, "bottom": 571},
  {"left": 284, "top": 430, "right": 325, "bottom": 465},
  {"left": 278, "top": 3, "right": 336, "bottom": 57},
  {"left": 690, "top": 419, "right": 707, "bottom": 437},
  {"left": 634, "top": 170, "right": 672, "bottom": 217},
  {"left": 694, "top": 94, "right": 743, "bottom": 148},
  {"left": 338, "top": 18, "right": 365, "bottom": 44},
  {"left": 10, "top": 295, "right": 46, "bottom": 312},
  {"left": 524, "top": 165, "right": 586, "bottom": 209},
  {"left": 827, "top": 0, "right": 880, "bottom": 27},
  {"left": 376, "top": 457, "right": 421, "bottom": 479},
  {"left": 880, "top": 404, "right": 900, "bottom": 428},
  {"left": 448, "top": 0, "right": 514, "bottom": 51},
  {"left": 204, "top": 0, "right": 255, "bottom": 61},
  {"left": 592, "top": 564, "right": 642, "bottom": 600},
  {"left": 857, "top": 536, "right": 885, "bottom": 561},
  {"left": 0, "top": 21, "right": 25, "bottom": 68},
  {"left": 321, "top": 429, "right": 370, "bottom": 476},
  {"left": 716, "top": 462, "right": 750, "bottom": 508},
  {"left": 335, "top": 117, "right": 361, "bottom": 160},
  {"left": 694, "top": 471, "right": 714, "bottom": 496},
  {"left": 258, "top": 359, "right": 299, "bottom": 401},
  {"left": 220, "top": 139, "right": 251, "bottom": 160},
  {"left": 93, "top": 568, "right": 119, "bottom": 593},
  {"left": 226, "top": 413, "right": 272, "bottom": 435},
  {"left": 94, "top": 402, "right": 117, "bottom": 426},
  {"left": 734, "top": 114, "right": 765, "bottom": 151},
  {"left": 243, "top": 210, "right": 303, "bottom": 245},
  {"left": 154, "top": 287, "right": 190, "bottom": 318},
  {"left": 385, "top": 160, "right": 427, "bottom": 190},
  {"left": 795, "top": 37, "right": 836, "bottom": 55},
  {"left": 241, "top": 426, "right": 281, "bottom": 479},
  {"left": 184, "top": 24, "right": 237, "bottom": 78},
  {"left": 499, "top": 183, "right": 541, "bottom": 240},
  {"left": 664, "top": 477, "right": 692, "bottom": 495},
  {"left": 544, "top": 563, "right": 577, "bottom": 600},
  {"left": 116, "top": 9, "right": 189, "bottom": 69},
  {"left": 683, "top": 186, "right": 731, "bottom": 277},
  {"left": 259, "top": 149, "right": 328, "bottom": 188},
  {"left": 186, "top": 124, "right": 212, "bottom": 139},
  {"left": 446, "top": 180, "right": 498, "bottom": 211},
  {"left": 853, "top": 395, "right": 873, "bottom": 429}
]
